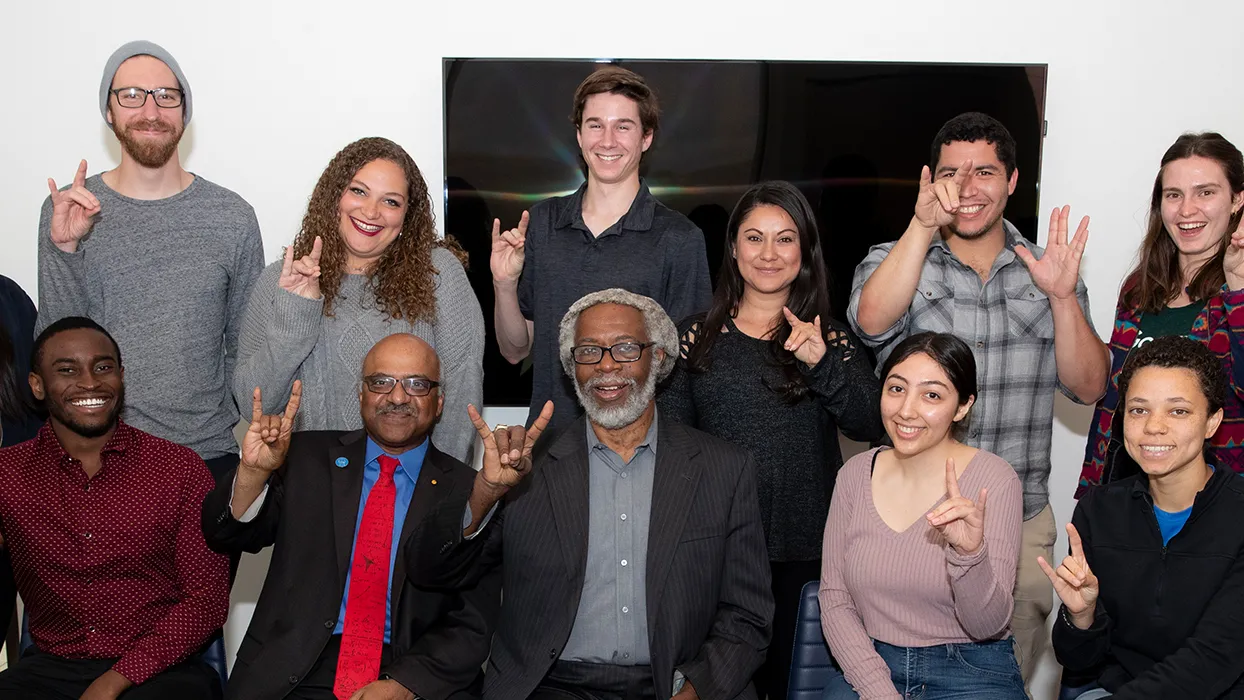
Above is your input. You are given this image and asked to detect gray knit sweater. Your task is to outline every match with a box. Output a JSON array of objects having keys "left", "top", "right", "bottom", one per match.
[
  {"left": 37, "top": 174, "right": 265, "bottom": 460},
  {"left": 232, "top": 247, "right": 484, "bottom": 463}
]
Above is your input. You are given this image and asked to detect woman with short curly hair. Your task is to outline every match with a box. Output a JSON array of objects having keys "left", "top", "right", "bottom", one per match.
[{"left": 233, "top": 137, "right": 484, "bottom": 461}]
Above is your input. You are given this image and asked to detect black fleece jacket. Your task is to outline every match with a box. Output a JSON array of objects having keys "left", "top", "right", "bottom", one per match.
[{"left": 1054, "top": 466, "right": 1244, "bottom": 699}]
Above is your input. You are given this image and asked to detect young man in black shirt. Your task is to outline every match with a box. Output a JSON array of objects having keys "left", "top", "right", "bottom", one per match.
[{"left": 490, "top": 66, "right": 712, "bottom": 434}]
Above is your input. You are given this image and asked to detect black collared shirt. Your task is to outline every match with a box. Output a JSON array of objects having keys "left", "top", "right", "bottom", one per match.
[{"left": 518, "top": 180, "right": 711, "bottom": 433}]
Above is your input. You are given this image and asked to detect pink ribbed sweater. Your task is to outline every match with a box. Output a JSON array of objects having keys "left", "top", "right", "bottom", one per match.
[{"left": 818, "top": 447, "right": 1022, "bottom": 699}]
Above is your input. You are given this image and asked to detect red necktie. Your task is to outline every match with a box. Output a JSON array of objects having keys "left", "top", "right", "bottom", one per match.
[{"left": 334, "top": 454, "right": 399, "bottom": 699}]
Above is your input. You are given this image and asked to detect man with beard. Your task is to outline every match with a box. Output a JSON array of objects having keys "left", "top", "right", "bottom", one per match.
[
  {"left": 408, "top": 289, "right": 773, "bottom": 700},
  {"left": 0, "top": 317, "right": 229, "bottom": 699},
  {"left": 37, "top": 40, "right": 264, "bottom": 486},
  {"left": 201, "top": 334, "right": 499, "bottom": 700},
  {"left": 847, "top": 112, "right": 1110, "bottom": 684}
]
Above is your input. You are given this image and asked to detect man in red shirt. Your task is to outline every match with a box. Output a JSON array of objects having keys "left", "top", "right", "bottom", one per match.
[{"left": 0, "top": 316, "right": 229, "bottom": 699}]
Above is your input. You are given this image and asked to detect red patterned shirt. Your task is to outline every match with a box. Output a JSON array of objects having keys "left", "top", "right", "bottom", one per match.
[{"left": 0, "top": 421, "right": 229, "bottom": 684}]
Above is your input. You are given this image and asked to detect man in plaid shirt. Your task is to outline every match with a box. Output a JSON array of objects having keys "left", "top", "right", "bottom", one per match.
[{"left": 847, "top": 112, "right": 1109, "bottom": 686}]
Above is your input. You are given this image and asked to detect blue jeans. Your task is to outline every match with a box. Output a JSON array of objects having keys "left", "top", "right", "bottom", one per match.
[{"left": 821, "top": 637, "right": 1026, "bottom": 700}]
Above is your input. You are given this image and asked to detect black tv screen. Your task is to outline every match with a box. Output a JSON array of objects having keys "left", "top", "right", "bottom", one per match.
[{"left": 444, "top": 58, "right": 1048, "bottom": 406}]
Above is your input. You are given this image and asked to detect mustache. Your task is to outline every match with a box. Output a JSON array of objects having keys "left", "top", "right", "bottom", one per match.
[
  {"left": 583, "top": 374, "right": 637, "bottom": 390},
  {"left": 124, "top": 119, "right": 176, "bottom": 134},
  {"left": 376, "top": 402, "right": 415, "bottom": 416}
]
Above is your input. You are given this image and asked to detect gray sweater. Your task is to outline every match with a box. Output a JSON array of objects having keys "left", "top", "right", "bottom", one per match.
[
  {"left": 37, "top": 174, "right": 265, "bottom": 459},
  {"left": 232, "top": 247, "right": 484, "bottom": 463}
]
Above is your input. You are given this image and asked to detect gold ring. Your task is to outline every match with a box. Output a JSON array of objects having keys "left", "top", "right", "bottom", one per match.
[{"left": 494, "top": 424, "right": 509, "bottom": 431}]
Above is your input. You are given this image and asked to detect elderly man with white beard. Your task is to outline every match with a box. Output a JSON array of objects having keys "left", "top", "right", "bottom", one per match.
[{"left": 408, "top": 288, "right": 773, "bottom": 700}]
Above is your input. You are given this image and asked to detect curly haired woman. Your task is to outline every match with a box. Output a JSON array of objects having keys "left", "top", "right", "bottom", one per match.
[{"left": 233, "top": 137, "right": 484, "bottom": 462}]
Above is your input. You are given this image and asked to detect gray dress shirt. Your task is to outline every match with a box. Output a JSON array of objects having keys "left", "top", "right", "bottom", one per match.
[{"left": 560, "top": 414, "right": 659, "bottom": 665}]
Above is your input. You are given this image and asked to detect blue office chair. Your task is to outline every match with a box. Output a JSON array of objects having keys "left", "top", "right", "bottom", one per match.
[
  {"left": 19, "top": 609, "right": 228, "bottom": 691},
  {"left": 787, "top": 580, "right": 834, "bottom": 700}
]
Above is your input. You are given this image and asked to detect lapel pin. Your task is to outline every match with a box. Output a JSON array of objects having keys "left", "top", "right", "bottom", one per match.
[
  {"left": 431, "top": 479, "right": 437, "bottom": 485},
  {"left": 335, "top": 457, "right": 349, "bottom": 468}
]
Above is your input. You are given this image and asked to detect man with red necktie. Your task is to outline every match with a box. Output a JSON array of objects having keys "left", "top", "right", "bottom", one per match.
[{"left": 202, "top": 334, "right": 499, "bottom": 700}]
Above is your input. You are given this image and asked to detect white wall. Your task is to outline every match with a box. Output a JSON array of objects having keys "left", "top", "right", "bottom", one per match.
[{"left": 4, "top": 1, "right": 1243, "bottom": 697}]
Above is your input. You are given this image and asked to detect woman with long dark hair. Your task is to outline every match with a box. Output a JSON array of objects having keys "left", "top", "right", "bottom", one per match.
[
  {"left": 232, "top": 137, "right": 484, "bottom": 462},
  {"left": 658, "top": 180, "right": 882, "bottom": 700},
  {"left": 0, "top": 275, "right": 41, "bottom": 658},
  {"left": 1078, "top": 132, "right": 1244, "bottom": 495},
  {"left": 819, "top": 332, "right": 1025, "bottom": 699}
]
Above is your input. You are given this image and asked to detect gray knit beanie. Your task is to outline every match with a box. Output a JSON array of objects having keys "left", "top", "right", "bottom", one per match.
[{"left": 99, "top": 40, "right": 192, "bottom": 125}]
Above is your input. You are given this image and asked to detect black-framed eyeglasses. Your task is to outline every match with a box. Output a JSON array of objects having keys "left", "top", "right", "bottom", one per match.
[
  {"left": 571, "top": 342, "right": 655, "bottom": 365},
  {"left": 362, "top": 375, "right": 440, "bottom": 397},
  {"left": 110, "top": 87, "right": 184, "bottom": 109}
]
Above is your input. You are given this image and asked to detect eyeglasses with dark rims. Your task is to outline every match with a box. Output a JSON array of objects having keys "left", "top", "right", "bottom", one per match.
[{"left": 570, "top": 342, "right": 655, "bottom": 365}]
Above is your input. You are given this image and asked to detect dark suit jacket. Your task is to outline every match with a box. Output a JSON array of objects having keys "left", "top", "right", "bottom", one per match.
[
  {"left": 202, "top": 430, "right": 501, "bottom": 700},
  {"left": 409, "top": 414, "right": 773, "bottom": 700}
]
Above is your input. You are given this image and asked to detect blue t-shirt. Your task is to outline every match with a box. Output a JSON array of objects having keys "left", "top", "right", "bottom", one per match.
[
  {"left": 1154, "top": 504, "right": 1192, "bottom": 546},
  {"left": 1153, "top": 466, "right": 1214, "bottom": 545}
]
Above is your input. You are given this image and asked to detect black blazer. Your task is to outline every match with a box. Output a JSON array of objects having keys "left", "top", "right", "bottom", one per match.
[
  {"left": 409, "top": 414, "right": 773, "bottom": 700},
  {"left": 1053, "top": 467, "right": 1244, "bottom": 699},
  {"left": 202, "top": 430, "right": 501, "bottom": 700}
]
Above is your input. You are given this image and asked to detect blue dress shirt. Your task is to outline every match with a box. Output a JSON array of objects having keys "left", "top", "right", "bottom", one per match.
[{"left": 333, "top": 437, "right": 428, "bottom": 643}]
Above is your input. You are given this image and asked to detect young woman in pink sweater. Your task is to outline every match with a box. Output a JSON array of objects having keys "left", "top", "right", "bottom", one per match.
[{"left": 819, "top": 331, "right": 1025, "bottom": 699}]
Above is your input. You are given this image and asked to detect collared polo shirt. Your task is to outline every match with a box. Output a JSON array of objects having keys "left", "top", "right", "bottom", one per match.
[{"left": 517, "top": 180, "right": 711, "bottom": 434}]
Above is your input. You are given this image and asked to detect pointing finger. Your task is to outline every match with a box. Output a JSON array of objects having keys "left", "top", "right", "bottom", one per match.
[
  {"left": 467, "top": 404, "right": 494, "bottom": 442},
  {"left": 310, "top": 235, "right": 323, "bottom": 264},
  {"left": 1036, "top": 556, "right": 1059, "bottom": 585},
  {"left": 491, "top": 218, "right": 502, "bottom": 242},
  {"left": 281, "top": 244, "right": 294, "bottom": 278},
  {"left": 525, "top": 400, "right": 554, "bottom": 450},
  {"left": 517, "top": 210, "right": 530, "bottom": 237},
  {"left": 47, "top": 177, "right": 59, "bottom": 198},
  {"left": 1067, "top": 523, "right": 1086, "bottom": 561},
  {"left": 251, "top": 387, "right": 263, "bottom": 424},
  {"left": 919, "top": 165, "right": 932, "bottom": 188},
  {"left": 74, "top": 159, "right": 88, "bottom": 188},
  {"left": 945, "top": 458, "right": 961, "bottom": 498},
  {"left": 952, "top": 159, "right": 973, "bottom": 187},
  {"left": 282, "top": 380, "right": 303, "bottom": 428}
]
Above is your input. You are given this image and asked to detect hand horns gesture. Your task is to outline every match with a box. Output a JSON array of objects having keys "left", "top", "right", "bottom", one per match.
[
  {"left": 47, "top": 159, "right": 101, "bottom": 253},
  {"left": 926, "top": 458, "right": 987, "bottom": 556},
  {"left": 240, "top": 381, "right": 302, "bottom": 473},
  {"left": 279, "top": 236, "right": 323, "bottom": 300},
  {"left": 913, "top": 160, "right": 972, "bottom": 230},
  {"left": 1037, "top": 523, "right": 1100, "bottom": 623},
  {"left": 469, "top": 400, "right": 553, "bottom": 492}
]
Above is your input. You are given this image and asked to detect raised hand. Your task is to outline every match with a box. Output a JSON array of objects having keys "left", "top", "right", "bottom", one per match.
[
  {"left": 279, "top": 236, "right": 323, "bottom": 299},
  {"left": 47, "top": 159, "right": 101, "bottom": 254},
  {"left": 1224, "top": 215, "right": 1244, "bottom": 291},
  {"left": 1037, "top": 523, "right": 1099, "bottom": 628},
  {"left": 926, "top": 458, "right": 987, "bottom": 556},
  {"left": 469, "top": 400, "right": 552, "bottom": 493},
  {"left": 782, "top": 307, "right": 826, "bottom": 368},
  {"left": 239, "top": 381, "right": 302, "bottom": 474},
  {"left": 491, "top": 211, "right": 529, "bottom": 284},
  {"left": 913, "top": 161, "right": 972, "bottom": 230},
  {"left": 1015, "top": 205, "right": 1089, "bottom": 301}
]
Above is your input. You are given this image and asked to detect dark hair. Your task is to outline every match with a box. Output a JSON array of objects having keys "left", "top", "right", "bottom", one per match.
[
  {"left": 0, "top": 324, "right": 32, "bottom": 422},
  {"left": 1122, "top": 132, "right": 1244, "bottom": 315},
  {"left": 685, "top": 181, "right": 832, "bottom": 403},
  {"left": 32, "top": 317, "right": 122, "bottom": 372},
  {"left": 879, "top": 332, "right": 977, "bottom": 438},
  {"left": 1117, "top": 336, "right": 1225, "bottom": 415},
  {"left": 571, "top": 66, "right": 660, "bottom": 137},
  {"left": 930, "top": 112, "right": 1018, "bottom": 178}
]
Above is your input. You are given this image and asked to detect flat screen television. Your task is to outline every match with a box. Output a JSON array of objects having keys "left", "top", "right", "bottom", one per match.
[{"left": 443, "top": 58, "right": 1048, "bottom": 406}]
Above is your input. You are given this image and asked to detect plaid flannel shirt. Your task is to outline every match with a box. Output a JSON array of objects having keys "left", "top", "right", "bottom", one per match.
[{"left": 847, "top": 220, "right": 1099, "bottom": 520}]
